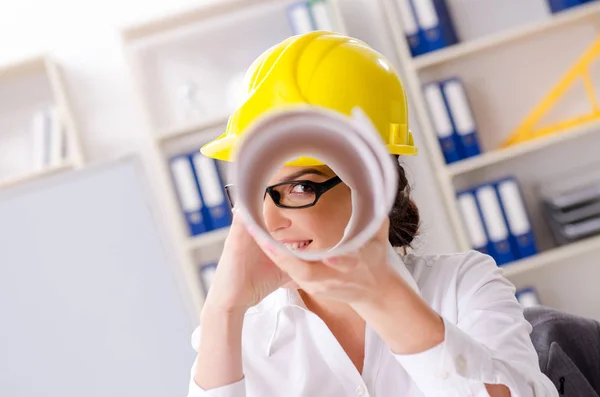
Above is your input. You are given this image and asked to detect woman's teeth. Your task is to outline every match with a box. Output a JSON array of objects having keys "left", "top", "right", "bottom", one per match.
[{"left": 284, "top": 241, "right": 312, "bottom": 250}]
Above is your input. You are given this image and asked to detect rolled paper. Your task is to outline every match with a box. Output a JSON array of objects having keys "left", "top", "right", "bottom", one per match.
[{"left": 232, "top": 106, "right": 398, "bottom": 262}]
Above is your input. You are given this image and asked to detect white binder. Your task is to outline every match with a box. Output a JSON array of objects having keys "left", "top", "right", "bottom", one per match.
[
  {"left": 170, "top": 156, "right": 206, "bottom": 234},
  {"left": 497, "top": 179, "right": 530, "bottom": 239},
  {"left": 288, "top": 2, "right": 315, "bottom": 34},
  {"left": 443, "top": 79, "right": 476, "bottom": 137},
  {"left": 424, "top": 83, "right": 453, "bottom": 140},
  {"left": 457, "top": 191, "right": 487, "bottom": 251},
  {"left": 310, "top": 0, "right": 334, "bottom": 31}
]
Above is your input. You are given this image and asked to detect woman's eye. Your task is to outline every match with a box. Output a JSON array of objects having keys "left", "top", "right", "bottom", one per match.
[{"left": 290, "top": 183, "right": 315, "bottom": 194}]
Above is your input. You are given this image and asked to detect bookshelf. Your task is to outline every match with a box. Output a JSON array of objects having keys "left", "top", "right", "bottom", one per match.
[
  {"left": 383, "top": 0, "right": 600, "bottom": 313},
  {"left": 502, "top": 233, "right": 600, "bottom": 277},
  {"left": 411, "top": 1, "right": 600, "bottom": 71},
  {"left": 0, "top": 55, "right": 85, "bottom": 191},
  {"left": 121, "top": 0, "right": 348, "bottom": 314},
  {"left": 445, "top": 118, "right": 600, "bottom": 177}
]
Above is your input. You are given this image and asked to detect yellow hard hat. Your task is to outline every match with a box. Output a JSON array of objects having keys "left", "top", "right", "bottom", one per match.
[{"left": 200, "top": 30, "right": 418, "bottom": 166}]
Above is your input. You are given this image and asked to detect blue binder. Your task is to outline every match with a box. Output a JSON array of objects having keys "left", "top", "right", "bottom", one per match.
[
  {"left": 547, "top": 0, "right": 583, "bottom": 13},
  {"left": 169, "top": 154, "right": 210, "bottom": 236},
  {"left": 457, "top": 189, "right": 489, "bottom": 255},
  {"left": 398, "top": 0, "right": 427, "bottom": 56},
  {"left": 516, "top": 287, "right": 541, "bottom": 307},
  {"left": 287, "top": 1, "right": 316, "bottom": 34},
  {"left": 494, "top": 177, "right": 538, "bottom": 259},
  {"left": 199, "top": 262, "right": 218, "bottom": 296},
  {"left": 192, "top": 152, "right": 232, "bottom": 230},
  {"left": 423, "top": 82, "right": 462, "bottom": 164},
  {"left": 412, "top": 0, "right": 458, "bottom": 53},
  {"left": 475, "top": 183, "right": 517, "bottom": 266},
  {"left": 441, "top": 78, "right": 482, "bottom": 159}
]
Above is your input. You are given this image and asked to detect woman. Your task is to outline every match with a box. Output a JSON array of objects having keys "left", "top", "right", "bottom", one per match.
[{"left": 187, "top": 31, "right": 558, "bottom": 396}]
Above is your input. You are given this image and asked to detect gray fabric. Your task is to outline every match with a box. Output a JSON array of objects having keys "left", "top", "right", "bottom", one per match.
[{"left": 525, "top": 306, "right": 600, "bottom": 397}]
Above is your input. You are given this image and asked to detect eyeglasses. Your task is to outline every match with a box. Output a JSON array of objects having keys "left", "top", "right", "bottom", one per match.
[{"left": 224, "top": 176, "right": 342, "bottom": 209}]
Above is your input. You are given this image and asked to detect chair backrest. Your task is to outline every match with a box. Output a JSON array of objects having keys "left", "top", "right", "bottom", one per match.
[{"left": 525, "top": 306, "right": 600, "bottom": 397}]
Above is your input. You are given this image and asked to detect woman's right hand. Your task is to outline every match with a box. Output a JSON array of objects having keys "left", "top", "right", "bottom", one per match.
[{"left": 203, "top": 213, "right": 291, "bottom": 314}]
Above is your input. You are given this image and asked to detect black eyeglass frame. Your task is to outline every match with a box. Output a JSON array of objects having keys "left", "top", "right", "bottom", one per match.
[{"left": 224, "top": 176, "right": 342, "bottom": 210}]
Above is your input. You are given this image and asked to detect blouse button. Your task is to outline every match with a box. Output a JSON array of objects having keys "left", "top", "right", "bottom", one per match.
[
  {"left": 356, "top": 385, "right": 366, "bottom": 396},
  {"left": 436, "top": 370, "right": 450, "bottom": 380},
  {"left": 455, "top": 355, "right": 467, "bottom": 373}
]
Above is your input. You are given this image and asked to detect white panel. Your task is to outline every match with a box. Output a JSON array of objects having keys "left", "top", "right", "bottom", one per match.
[{"left": 0, "top": 157, "right": 195, "bottom": 396}]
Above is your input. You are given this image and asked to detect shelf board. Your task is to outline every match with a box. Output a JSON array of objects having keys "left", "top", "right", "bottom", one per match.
[
  {"left": 502, "top": 234, "right": 600, "bottom": 277},
  {"left": 155, "top": 115, "right": 229, "bottom": 143},
  {"left": 0, "top": 55, "right": 47, "bottom": 81},
  {"left": 122, "top": 0, "right": 282, "bottom": 41},
  {"left": 445, "top": 119, "right": 600, "bottom": 177},
  {"left": 0, "top": 162, "right": 74, "bottom": 190},
  {"left": 412, "top": 2, "right": 600, "bottom": 70},
  {"left": 187, "top": 227, "right": 231, "bottom": 250}
]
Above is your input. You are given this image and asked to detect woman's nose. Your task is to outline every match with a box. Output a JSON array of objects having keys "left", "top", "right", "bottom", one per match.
[{"left": 263, "top": 196, "right": 292, "bottom": 233}]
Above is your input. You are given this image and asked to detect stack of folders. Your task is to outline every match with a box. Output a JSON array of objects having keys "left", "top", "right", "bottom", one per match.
[
  {"left": 543, "top": 182, "right": 600, "bottom": 245},
  {"left": 423, "top": 78, "right": 482, "bottom": 165},
  {"left": 170, "top": 151, "right": 232, "bottom": 237},
  {"left": 396, "top": 0, "right": 458, "bottom": 57},
  {"left": 32, "top": 106, "right": 67, "bottom": 171},
  {"left": 516, "top": 287, "right": 542, "bottom": 308},
  {"left": 199, "top": 263, "right": 218, "bottom": 296},
  {"left": 287, "top": 0, "right": 335, "bottom": 35},
  {"left": 547, "top": 0, "right": 596, "bottom": 13},
  {"left": 457, "top": 177, "right": 538, "bottom": 267}
]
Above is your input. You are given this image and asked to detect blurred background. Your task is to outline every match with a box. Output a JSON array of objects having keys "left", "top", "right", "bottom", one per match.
[{"left": 2, "top": 0, "right": 600, "bottom": 395}]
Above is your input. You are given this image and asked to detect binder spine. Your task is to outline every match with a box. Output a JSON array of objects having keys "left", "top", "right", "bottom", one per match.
[
  {"left": 496, "top": 178, "right": 538, "bottom": 259},
  {"left": 457, "top": 190, "right": 489, "bottom": 254},
  {"left": 476, "top": 184, "right": 516, "bottom": 266},
  {"left": 516, "top": 287, "right": 541, "bottom": 308},
  {"left": 423, "top": 82, "right": 462, "bottom": 164},
  {"left": 442, "top": 78, "right": 481, "bottom": 158},
  {"left": 170, "top": 155, "right": 209, "bottom": 236},
  {"left": 199, "top": 263, "right": 218, "bottom": 296},
  {"left": 287, "top": 2, "right": 315, "bottom": 35},
  {"left": 32, "top": 107, "right": 52, "bottom": 171},
  {"left": 398, "top": 0, "right": 426, "bottom": 57},
  {"left": 412, "top": 0, "right": 458, "bottom": 52},
  {"left": 547, "top": 0, "right": 583, "bottom": 13},
  {"left": 309, "top": 0, "right": 334, "bottom": 31},
  {"left": 49, "top": 107, "right": 66, "bottom": 167},
  {"left": 192, "top": 153, "right": 232, "bottom": 230}
]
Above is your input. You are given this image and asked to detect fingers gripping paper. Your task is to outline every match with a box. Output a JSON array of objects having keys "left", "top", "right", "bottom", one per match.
[{"left": 232, "top": 107, "right": 399, "bottom": 262}]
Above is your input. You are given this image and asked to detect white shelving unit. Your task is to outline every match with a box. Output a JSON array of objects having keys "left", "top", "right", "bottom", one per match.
[
  {"left": 121, "top": 0, "right": 348, "bottom": 315},
  {"left": 0, "top": 55, "right": 85, "bottom": 191},
  {"left": 410, "top": 1, "right": 600, "bottom": 71},
  {"left": 382, "top": 0, "right": 600, "bottom": 316}
]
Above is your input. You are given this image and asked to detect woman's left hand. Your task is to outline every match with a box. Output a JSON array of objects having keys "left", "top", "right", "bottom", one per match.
[{"left": 253, "top": 218, "right": 401, "bottom": 306}]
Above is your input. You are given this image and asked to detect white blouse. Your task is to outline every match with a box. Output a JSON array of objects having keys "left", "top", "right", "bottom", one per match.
[{"left": 186, "top": 250, "right": 558, "bottom": 397}]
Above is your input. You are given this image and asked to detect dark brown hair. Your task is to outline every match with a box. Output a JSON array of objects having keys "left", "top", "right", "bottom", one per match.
[{"left": 388, "top": 156, "right": 420, "bottom": 248}]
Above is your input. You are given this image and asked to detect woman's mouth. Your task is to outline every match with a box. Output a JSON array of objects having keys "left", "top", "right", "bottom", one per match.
[{"left": 282, "top": 240, "right": 313, "bottom": 251}]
